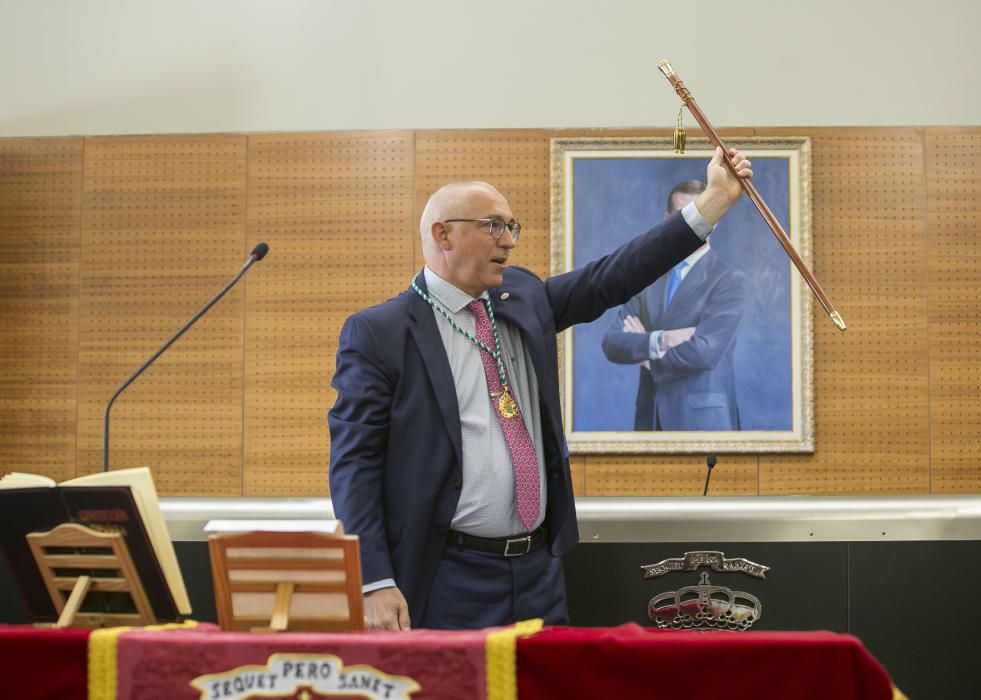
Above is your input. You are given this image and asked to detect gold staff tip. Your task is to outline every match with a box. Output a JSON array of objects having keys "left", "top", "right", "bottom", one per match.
[
  {"left": 657, "top": 60, "right": 675, "bottom": 78},
  {"left": 829, "top": 311, "right": 847, "bottom": 332}
]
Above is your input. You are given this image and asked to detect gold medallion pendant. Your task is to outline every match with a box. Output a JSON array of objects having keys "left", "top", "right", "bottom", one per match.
[{"left": 498, "top": 390, "right": 519, "bottom": 419}]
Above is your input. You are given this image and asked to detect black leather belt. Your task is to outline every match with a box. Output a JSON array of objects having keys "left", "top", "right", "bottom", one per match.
[{"left": 446, "top": 527, "right": 546, "bottom": 557}]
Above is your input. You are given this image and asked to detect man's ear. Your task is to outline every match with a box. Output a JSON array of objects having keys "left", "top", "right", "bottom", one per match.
[{"left": 432, "top": 221, "right": 451, "bottom": 250}]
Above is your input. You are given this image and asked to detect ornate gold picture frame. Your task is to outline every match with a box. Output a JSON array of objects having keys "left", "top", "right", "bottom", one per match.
[{"left": 551, "top": 137, "right": 813, "bottom": 453}]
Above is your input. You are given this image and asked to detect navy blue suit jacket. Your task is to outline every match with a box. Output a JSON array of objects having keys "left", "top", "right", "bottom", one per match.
[
  {"left": 328, "top": 212, "right": 702, "bottom": 623},
  {"left": 601, "top": 249, "right": 746, "bottom": 430}
]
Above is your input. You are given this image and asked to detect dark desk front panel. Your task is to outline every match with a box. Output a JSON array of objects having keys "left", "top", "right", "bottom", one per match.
[
  {"left": 563, "top": 541, "right": 849, "bottom": 632},
  {"left": 564, "top": 540, "right": 981, "bottom": 700}
]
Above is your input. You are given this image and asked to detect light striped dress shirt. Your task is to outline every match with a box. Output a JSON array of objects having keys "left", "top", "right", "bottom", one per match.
[{"left": 423, "top": 266, "right": 547, "bottom": 538}]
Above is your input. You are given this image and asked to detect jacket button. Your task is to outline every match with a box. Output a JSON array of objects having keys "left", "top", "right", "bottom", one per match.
[{"left": 452, "top": 478, "right": 462, "bottom": 489}]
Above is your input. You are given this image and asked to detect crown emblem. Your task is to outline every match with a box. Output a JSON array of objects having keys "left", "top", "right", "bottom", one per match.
[{"left": 642, "top": 551, "right": 769, "bottom": 631}]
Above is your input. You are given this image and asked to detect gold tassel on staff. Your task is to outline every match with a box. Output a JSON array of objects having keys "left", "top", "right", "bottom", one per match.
[
  {"left": 673, "top": 104, "right": 687, "bottom": 154},
  {"left": 657, "top": 59, "right": 846, "bottom": 332}
]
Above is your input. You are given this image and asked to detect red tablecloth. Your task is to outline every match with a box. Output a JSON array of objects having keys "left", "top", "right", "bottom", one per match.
[
  {"left": 0, "top": 625, "right": 91, "bottom": 700},
  {"left": 518, "top": 625, "right": 896, "bottom": 700},
  {"left": 0, "top": 623, "right": 899, "bottom": 700}
]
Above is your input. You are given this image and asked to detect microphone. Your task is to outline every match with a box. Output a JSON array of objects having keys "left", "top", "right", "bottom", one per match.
[
  {"left": 102, "top": 243, "right": 270, "bottom": 471},
  {"left": 250, "top": 242, "right": 269, "bottom": 261},
  {"left": 702, "top": 454, "right": 717, "bottom": 496}
]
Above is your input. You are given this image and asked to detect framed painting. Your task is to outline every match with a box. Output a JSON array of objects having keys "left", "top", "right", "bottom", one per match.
[{"left": 551, "top": 137, "right": 813, "bottom": 453}]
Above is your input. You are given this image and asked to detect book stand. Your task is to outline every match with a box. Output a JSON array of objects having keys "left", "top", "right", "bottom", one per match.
[
  {"left": 26, "top": 522, "right": 157, "bottom": 628},
  {"left": 208, "top": 528, "right": 364, "bottom": 633}
]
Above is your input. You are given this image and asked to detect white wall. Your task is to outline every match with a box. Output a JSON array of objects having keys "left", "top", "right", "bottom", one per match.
[{"left": 0, "top": 0, "right": 977, "bottom": 136}]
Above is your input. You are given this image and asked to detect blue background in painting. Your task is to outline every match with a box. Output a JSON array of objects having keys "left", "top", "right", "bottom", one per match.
[{"left": 570, "top": 156, "right": 793, "bottom": 432}]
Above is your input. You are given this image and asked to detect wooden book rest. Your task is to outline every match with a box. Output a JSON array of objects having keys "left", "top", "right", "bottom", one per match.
[
  {"left": 26, "top": 522, "right": 157, "bottom": 628},
  {"left": 207, "top": 529, "right": 364, "bottom": 633}
]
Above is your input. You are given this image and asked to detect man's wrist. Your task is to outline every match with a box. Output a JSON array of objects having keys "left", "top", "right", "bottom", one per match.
[
  {"left": 681, "top": 201, "right": 713, "bottom": 239},
  {"left": 650, "top": 331, "right": 666, "bottom": 360},
  {"left": 692, "top": 186, "right": 731, "bottom": 227}
]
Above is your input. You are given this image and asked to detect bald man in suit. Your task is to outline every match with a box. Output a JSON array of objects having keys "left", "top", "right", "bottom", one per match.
[{"left": 329, "top": 151, "right": 753, "bottom": 631}]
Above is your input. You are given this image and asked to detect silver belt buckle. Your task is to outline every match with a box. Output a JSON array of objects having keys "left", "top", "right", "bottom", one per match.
[{"left": 504, "top": 535, "right": 532, "bottom": 557}]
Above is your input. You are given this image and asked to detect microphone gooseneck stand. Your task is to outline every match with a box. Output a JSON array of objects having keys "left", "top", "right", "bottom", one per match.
[
  {"left": 102, "top": 244, "right": 269, "bottom": 471},
  {"left": 702, "top": 454, "right": 717, "bottom": 496}
]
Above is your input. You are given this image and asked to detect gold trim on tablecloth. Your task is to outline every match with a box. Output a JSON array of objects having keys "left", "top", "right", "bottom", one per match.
[
  {"left": 88, "top": 621, "right": 199, "bottom": 700},
  {"left": 486, "top": 619, "right": 544, "bottom": 700}
]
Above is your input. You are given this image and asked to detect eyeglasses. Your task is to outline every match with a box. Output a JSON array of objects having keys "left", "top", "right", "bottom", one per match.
[{"left": 444, "top": 217, "right": 521, "bottom": 242}]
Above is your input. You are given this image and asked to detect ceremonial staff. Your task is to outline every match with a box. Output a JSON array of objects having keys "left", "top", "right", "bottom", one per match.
[{"left": 657, "top": 59, "right": 846, "bottom": 332}]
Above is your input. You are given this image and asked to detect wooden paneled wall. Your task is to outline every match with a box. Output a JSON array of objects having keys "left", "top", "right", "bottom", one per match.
[
  {"left": 0, "top": 128, "right": 978, "bottom": 497},
  {"left": 77, "top": 136, "right": 248, "bottom": 495},
  {"left": 244, "top": 132, "right": 414, "bottom": 496},
  {"left": 0, "top": 138, "right": 82, "bottom": 483}
]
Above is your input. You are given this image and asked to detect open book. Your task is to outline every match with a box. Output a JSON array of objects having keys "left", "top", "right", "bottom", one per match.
[{"left": 0, "top": 466, "right": 191, "bottom": 622}]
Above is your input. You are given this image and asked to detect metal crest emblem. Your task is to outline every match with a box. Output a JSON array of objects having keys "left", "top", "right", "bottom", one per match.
[{"left": 642, "top": 551, "right": 769, "bottom": 631}]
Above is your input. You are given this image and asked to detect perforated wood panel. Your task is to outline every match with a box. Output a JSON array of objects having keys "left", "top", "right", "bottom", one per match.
[
  {"left": 244, "top": 132, "right": 414, "bottom": 496},
  {"left": 2, "top": 127, "right": 980, "bottom": 498},
  {"left": 585, "top": 454, "right": 758, "bottom": 497},
  {"left": 76, "top": 136, "right": 247, "bottom": 495},
  {"left": 569, "top": 455, "right": 585, "bottom": 497},
  {"left": 926, "top": 128, "right": 981, "bottom": 492},
  {"left": 0, "top": 138, "right": 82, "bottom": 480},
  {"left": 759, "top": 128, "right": 930, "bottom": 494}
]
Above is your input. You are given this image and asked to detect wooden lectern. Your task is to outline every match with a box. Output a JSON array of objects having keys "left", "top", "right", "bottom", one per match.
[
  {"left": 26, "top": 522, "right": 158, "bottom": 628},
  {"left": 207, "top": 527, "right": 364, "bottom": 633}
]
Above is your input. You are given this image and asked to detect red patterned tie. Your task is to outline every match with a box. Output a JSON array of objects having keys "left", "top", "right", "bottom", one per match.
[{"left": 467, "top": 299, "right": 541, "bottom": 532}]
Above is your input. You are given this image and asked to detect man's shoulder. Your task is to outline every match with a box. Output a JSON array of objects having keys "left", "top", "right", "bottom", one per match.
[
  {"left": 499, "top": 266, "right": 552, "bottom": 310},
  {"left": 502, "top": 265, "right": 544, "bottom": 288},
  {"left": 347, "top": 287, "right": 413, "bottom": 324},
  {"left": 337, "top": 288, "right": 415, "bottom": 358},
  {"left": 705, "top": 250, "right": 746, "bottom": 280}
]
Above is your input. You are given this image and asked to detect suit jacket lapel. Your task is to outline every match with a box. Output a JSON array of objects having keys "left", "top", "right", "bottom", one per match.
[
  {"left": 407, "top": 273, "right": 463, "bottom": 467},
  {"left": 664, "top": 252, "right": 713, "bottom": 317},
  {"left": 638, "top": 275, "right": 669, "bottom": 327},
  {"left": 489, "top": 286, "right": 548, "bottom": 401}
]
